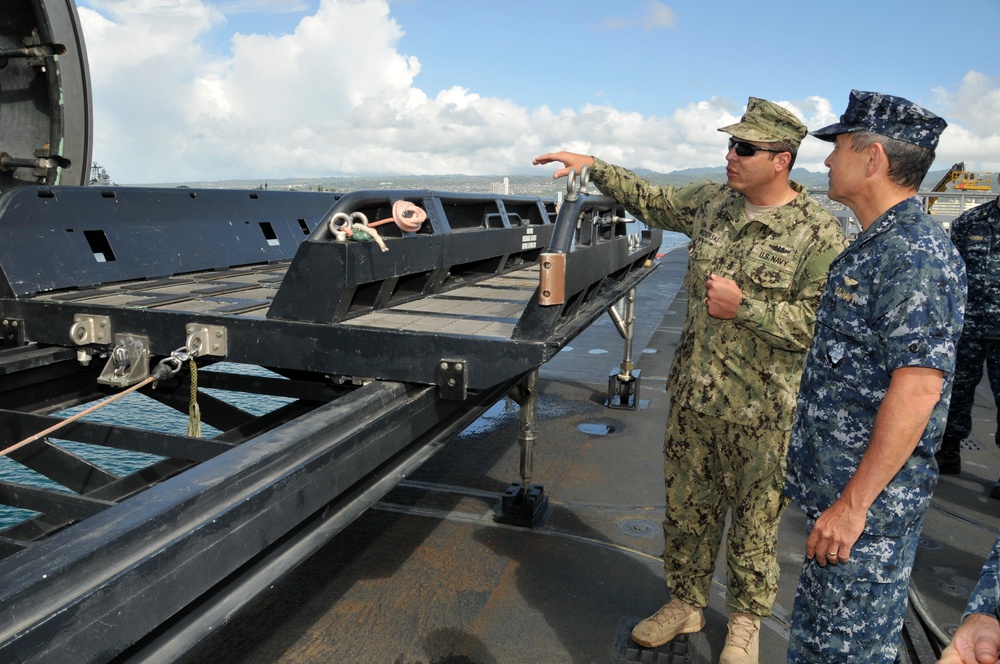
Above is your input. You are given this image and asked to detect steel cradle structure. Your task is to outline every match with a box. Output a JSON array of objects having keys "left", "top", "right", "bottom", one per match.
[
  {"left": 0, "top": 179, "right": 662, "bottom": 661},
  {"left": 0, "top": 0, "right": 663, "bottom": 659}
]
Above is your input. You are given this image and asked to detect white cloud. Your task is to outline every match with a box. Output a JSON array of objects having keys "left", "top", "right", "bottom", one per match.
[
  {"left": 932, "top": 71, "right": 1000, "bottom": 173},
  {"left": 79, "top": 0, "right": 1000, "bottom": 183},
  {"left": 602, "top": 2, "right": 677, "bottom": 31},
  {"left": 215, "top": 0, "right": 311, "bottom": 15},
  {"left": 641, "top": 2, "right": 678, "bottom": 29}
]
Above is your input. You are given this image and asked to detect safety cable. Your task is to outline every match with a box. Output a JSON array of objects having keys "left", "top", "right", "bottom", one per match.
[
  {"left": 0, "top": 375, "right": 156, "bottom": 458},
  {"left": 0, "top": 348, "right": 200, "bottom": 458}
]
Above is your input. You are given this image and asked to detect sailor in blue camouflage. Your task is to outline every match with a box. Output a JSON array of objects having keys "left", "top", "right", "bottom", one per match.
[
  {"left": 940, "top": 192, "right": 1000, "bottom": 461},
  {"left": 938, "top": 530, "right": 1000, "bottom": 662},
  {"left": 964, "top": 532, "right": 1000, "bottom": 626},
  {"left": 791, "top": 522, "right": 922, "bottom": 661},
  {"left": 534, "top": 97, "right": 847, "bottom": 641},
  {"left": 810, "top": 89, "right": 948, "bottom": 150},
  {"left": 784, "top": 91, "right": 966, "bottom": 663}
]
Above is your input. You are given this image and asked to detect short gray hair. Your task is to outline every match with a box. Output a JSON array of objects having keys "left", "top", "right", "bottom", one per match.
[{"left": 848, "top": 131, "right": 934, "bottom": 190}]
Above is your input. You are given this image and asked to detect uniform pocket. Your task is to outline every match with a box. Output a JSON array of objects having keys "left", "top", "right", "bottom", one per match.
[{"left": 741, "top": 256, "right": 794, "bottom": 292}]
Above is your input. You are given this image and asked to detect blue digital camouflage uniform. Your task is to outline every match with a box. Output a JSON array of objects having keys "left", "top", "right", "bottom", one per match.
[
  {"left": 811, "top": 90, "right": 949, "bottom": 152},
  {"left": 943, "top": 198, "right": 1000, "bottom": 448},
  {"left": 790, "top": 520, "right": 922, "bottom": 662},
  {"left": 590, "top": 159, "right": 847, "bottom": 617},
  {"left": 784, "top": 197, "right": 967, "bottom": 662},
  {"left": 964, "top": 530, "right": 1000, "bottom": 620}
]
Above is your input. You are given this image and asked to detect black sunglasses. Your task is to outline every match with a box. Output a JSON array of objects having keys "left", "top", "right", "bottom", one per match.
[{"left": 728, "top": 138, "right": 785, "bottom": 157}]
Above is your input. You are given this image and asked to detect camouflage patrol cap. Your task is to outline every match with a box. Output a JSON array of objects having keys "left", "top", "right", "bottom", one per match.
[
  {"left": 811, "top": 90, "right": 947, "bottom": 150},
  {"left": 717, "top": 97, "right": 807, "bottom": 150}
]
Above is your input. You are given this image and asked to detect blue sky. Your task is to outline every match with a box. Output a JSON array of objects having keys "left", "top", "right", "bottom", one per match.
[{"left": 76, "top": 0, "right": 1000, "bottom": 183}]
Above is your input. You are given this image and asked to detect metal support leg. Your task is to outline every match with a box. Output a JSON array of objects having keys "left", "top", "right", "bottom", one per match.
[
  {"left": 607, "top": 287, "right": 641, "bottom": 410},
  {"left": 494, "top": 369, "right": 548, "bottom": 527}
]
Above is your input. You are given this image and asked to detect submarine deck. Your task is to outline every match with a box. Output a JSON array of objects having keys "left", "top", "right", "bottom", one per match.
[{"left": 165, "top": 246, "right": 1000, "bottom": 664}]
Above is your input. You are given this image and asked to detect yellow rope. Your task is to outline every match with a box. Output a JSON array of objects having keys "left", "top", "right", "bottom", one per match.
[{"left": 187, "top": 358, "right": 201, "bottom": 438}]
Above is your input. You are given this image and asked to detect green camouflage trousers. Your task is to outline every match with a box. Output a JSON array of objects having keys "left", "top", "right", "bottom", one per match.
[{"left": 661, "top": 404, "right": 789, "bottom": 616}]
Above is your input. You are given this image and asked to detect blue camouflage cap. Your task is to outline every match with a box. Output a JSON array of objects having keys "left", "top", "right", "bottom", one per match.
[{"left": 811, "top": 90, "right": 947, "bottom": 150}]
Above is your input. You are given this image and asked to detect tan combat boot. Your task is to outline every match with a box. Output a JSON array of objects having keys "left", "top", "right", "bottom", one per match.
[
  {"left": 630, "top": 597, "right": 705, "bottom": 648},
  {"left": 720, "top": 612, "right": 760, "bottom": 664}
]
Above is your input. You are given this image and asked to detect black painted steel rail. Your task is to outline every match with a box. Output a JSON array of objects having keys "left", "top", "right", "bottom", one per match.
[{"left": 0, "top": 185, "right": 661, "bottom": 662}]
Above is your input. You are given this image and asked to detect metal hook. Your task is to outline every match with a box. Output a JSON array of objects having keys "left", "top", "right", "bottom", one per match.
[
  {"left": 565, "top": 169, "right": 580, "bottom": 202},
  {"left": 328, "top": 212, "right": 352, "bottom": 240},
  {"left": 170, "top": 346, "right": 191, "bottom": 364},
  {"left": 110, "top": 345, "right": 131, "bottom": 377},
  {"left": 579, "top": 165, "right": 591, "bottom": 193}
]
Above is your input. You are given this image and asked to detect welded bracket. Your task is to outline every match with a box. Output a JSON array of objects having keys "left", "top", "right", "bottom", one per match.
[
  {"left": 538, "top": 252, "right": 566, "bottom": 306},
  {"left": 185, "top": 324, "right": 228, "bottom": 358},
  {"left": 70, "top": 314, "right": 112, "bottom": 366},
  {"left": 1, "top": 318, "right": 25, "bottom": 348},
  {"left": 437, "top": 359, "right": 468, "bottom": 400},
  {"left": 69, "top": 314, "right": 112, "bottom": 346},
  {"left": 97, "top": 333, "right": 149, "bottom": 387}
]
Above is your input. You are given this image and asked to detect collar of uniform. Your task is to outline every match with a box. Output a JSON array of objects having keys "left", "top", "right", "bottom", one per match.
[
  {"left": 733, "top": 181, "right": 804, "bottom": 231},
  {"left": 851, "top": 197, "right": 924, "bottom": 248}
]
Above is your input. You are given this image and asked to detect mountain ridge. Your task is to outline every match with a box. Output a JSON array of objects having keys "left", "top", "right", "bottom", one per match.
[{"left": 133, "top": 166, "right": 952, "bottom": 197}]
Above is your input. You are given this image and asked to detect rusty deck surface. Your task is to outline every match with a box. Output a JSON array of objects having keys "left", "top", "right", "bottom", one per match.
[{"left": 175, "top": 246, "right": 1000, "bottom": 664}]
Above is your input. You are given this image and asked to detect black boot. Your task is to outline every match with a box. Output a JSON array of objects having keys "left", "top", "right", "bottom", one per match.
[{"left": 935, "top": 436, "right": 961, "bottom": 475}]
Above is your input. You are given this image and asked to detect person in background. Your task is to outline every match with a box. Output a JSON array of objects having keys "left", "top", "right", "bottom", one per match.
[
  {"left": 534, "top": 97, "right": 846, "bottom": 664},
  {"left": 935, "top": 178, "right": 1000, "bottom": 487},
  {"left": 938, "top": 529, "right": 1000, "bottom": 664},
  {"left": 784, "top": 90, "right": 966, "bottom": 663}
]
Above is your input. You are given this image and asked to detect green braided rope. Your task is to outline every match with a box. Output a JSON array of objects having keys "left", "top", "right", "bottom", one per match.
[{"left": 187, "top": 358, "right": 202, "bottom": 438}]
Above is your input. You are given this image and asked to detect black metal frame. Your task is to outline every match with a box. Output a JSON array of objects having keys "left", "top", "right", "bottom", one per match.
[
  {"left": 0, "top": 186, "right": 660, "bottom": 390},
  {"left": 0, "top": 374, "right": 522, "bottom": 662},
  {"left": 0, "top": 185, "right": 661, "bottom": 661}
]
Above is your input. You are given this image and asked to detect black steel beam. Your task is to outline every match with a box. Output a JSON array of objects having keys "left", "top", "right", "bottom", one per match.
[
  {"left": 0, "top": 346, "right": 102, "bottom": 413},
  {"left": 124, "top": 376, "right": 520, "bottom": 663},
  {"left": 268, "top": 225, "right": 553, "bottom": 323},
  {"left": 0, "top": 410, "right": 236, "bottom": 462},
  {"left": 5, "top": 439, "right": 117, "bottom": 494},
  {"left": 0, "top": 377, "right": 517, "bottom": 662},
  {"left": 0, "top": 480, "right": 114, "bottom": 520}
]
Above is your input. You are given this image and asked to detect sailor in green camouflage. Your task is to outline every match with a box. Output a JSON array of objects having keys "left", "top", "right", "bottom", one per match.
[
  {"left": 591, "top": 159, "right": 845, "bottom": 430},
  {"left": 534, "top": 97, "right": 847, "bottom": 659},
  {"left": 661, "top": 401, "right": 788, "bottom": 614}
]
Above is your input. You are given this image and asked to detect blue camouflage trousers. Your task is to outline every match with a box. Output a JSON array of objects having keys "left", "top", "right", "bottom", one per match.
[
  {"left": 787, "top": 521, "right": 922, "bottom": 663},
  {"left": 943, "top": 334, "right": 1000, "bottom": 447},
  {"left": 661, "top": 404, "right": 788, "bottom": 616}
]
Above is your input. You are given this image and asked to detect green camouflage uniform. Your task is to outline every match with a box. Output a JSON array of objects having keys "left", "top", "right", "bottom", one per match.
[{"left": 590, "top": 159, "right": 847, "bottom": 615}]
